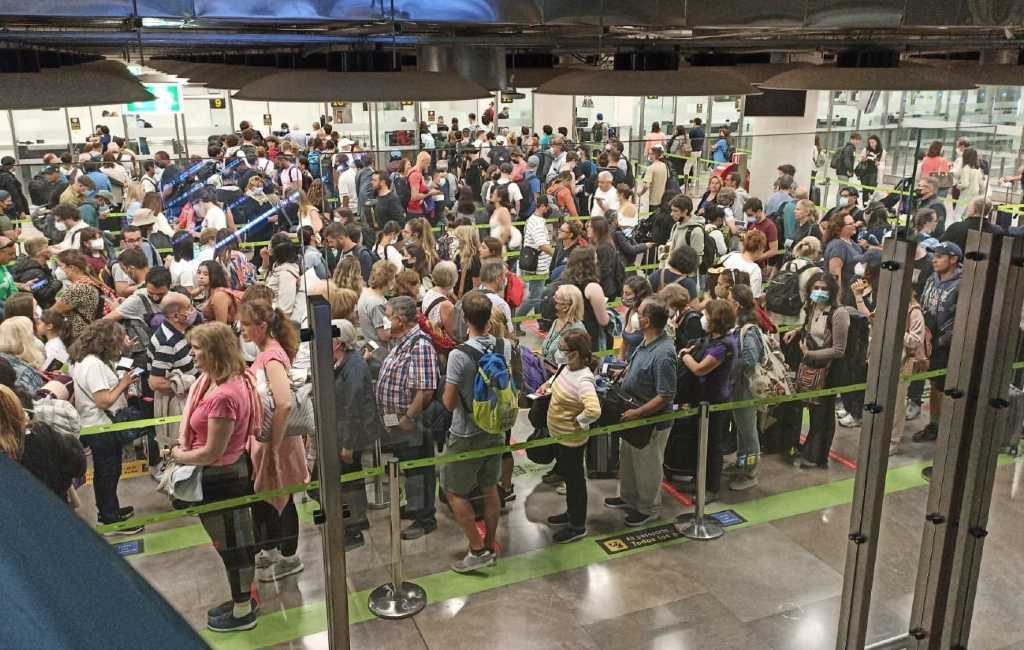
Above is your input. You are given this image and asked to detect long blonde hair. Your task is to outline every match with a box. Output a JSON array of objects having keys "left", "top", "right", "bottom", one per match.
[
  {"left": 454, "top": 225, "right": 481, "bottom": 261},
  {"left": 0, "top": 385, "right": 27, "bottom": 460},
  {"left": 187, "top": 322, "right": 247, "bottom": 384},
  {"left": 124, "top": 181, "right": 146, "bottom": 206},
  {"left": 406, "top": 217, "right": 440, "bottom": 268},
  {"left": 0, "top": 316, "right": 44, "bottom": 368}
]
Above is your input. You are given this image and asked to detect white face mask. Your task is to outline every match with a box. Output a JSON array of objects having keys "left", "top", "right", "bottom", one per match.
[
  {"left": 54, "top": 222, "right": 68, "bottom": 232},
  {"left": 381, "top": 316, "right": 392, "bottom": 332},
  {"left": 90, "top": 239, "right": 105, "bottom": 251},
  {"left": 54, "top": 267, "right": 67, "bottom": 282},
  {"left": 554, "top": 349, "right": 569, "bottom": 366},
  {"left": 33, "top": 304, "right": 42, "bottom": 320},
  {"left": 240, "top": 338, "right": 260, "bottom": 360},
  {"left": 854, "top": 262, "right": 866, "bottom": 277},
  {"left": 700, "top": 314, "right": 710, "bottom": 332}
]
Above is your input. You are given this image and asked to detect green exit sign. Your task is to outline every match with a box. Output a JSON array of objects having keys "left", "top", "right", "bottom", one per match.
[{"left": 126, "top": 84, "right": 183, "bottom": 114}]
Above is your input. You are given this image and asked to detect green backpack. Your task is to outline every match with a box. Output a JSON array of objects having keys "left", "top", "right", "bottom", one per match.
[{"left": 456, "top": 340, "right": 519, "bottom": 434}]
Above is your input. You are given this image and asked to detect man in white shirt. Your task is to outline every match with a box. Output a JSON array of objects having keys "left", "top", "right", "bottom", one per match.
[
  {"left": 546, "top": 136, "right": 568, "bottom": 184},
  {"left": 590, "top": 171, "right": 620, "bottom": 217},
  {"left": 516, "top": 196, "right": 554, "bottom": 320},
  {"left": 336, "top": 154, "right": 359, "bottom": 209},
  {"left": 278, "top": 155, "right": 303, "bottom": 195},
  {"left": 494, "top": 163, "right": 522, "bottom": 215},
  {"left": 192, "top": 191, "right": 227, "bottom": 231}
]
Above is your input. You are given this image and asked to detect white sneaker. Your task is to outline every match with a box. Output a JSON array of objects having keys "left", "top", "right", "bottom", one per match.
[
  {"left": 836, "top": 405, "right": 849, "bottom": 419},
  {"left": 254, "top": 549, "right": 281, "bottom": 569},
  {"left": 838, "top": 413, "right": 860, "bottom": 428},
  {"left": 906, "top": 402, "right": 921, "bottom": 421},
  {"left": 272, "top": 555, "right": 304, "bottom": 580},
  {"left": 451, "top": 549, "right": 495, "bottom": 574}
]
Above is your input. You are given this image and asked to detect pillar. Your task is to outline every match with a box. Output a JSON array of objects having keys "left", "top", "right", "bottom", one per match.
[{"left": 742, "top": 90, "right": 820, "bottom": 200}]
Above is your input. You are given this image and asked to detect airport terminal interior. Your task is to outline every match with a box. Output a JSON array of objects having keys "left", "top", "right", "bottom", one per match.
[{"left": 2, "top": 2, "right": 1024, "bottom": 649}]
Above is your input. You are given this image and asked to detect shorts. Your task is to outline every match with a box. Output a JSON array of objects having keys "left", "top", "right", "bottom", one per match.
[
  {"left": 440, "top": 433, "right": 503, "bottom": 497},
  {"left": 930, "top": 346, "right": 950, "bottom": 390}
]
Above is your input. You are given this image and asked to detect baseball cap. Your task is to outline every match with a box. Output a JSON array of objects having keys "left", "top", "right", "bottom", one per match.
[
  {"left": 331, "top": 319, "right": 358, "bottom": 349},
  {"left": 0, "top": 190, "right": 9, "bottom": 201},
  {"left": 0, "top": 156, "right": 15, "bottom": 167},
  {"left": 526, "top": 155, "right": 539, "bottom": 168},
  {"left": 95, "top": 190, "right": 115, "bottom": 203},
  {"left": 928, "top": 241, "right": 963, "bottom": 260}
]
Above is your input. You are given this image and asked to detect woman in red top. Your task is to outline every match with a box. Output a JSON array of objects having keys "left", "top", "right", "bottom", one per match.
[
  {"left": 239, "top": 300, "right": 309, "bottom": 585},
  {"left": 546, "top": 171, "right": 579, "bottom": 217},
  {"left": 919, "top": 140, "right": 951, "bottom": 179},
  {"left": 165, "top": 321, "right": 262, "bottom": 632}
]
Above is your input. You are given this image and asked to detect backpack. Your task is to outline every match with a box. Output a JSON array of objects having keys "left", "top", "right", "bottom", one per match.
[
  {"left": 504, "top": 272, "right": 526, "bottom": 310},
  {"left": 417, "top": 298, "right": 457, "bottom": 356},
  {"left": 840, "top": 308, "right": 871, "bottom": 377},
  {"left": 456, "top": 339, "right": 519, "bottom": 434},
  {"left": 765, "top": 259, "right": 808, "bottom": 317},
  {"left": 392, "top": 173, "right": 412, "bottom": 209},
  {"left": 769, "top": 200, "right": 793, "bottom": 239},
  {"left": 623, "top": 159, "right": 635, "bottom": 188},
  {"left": 739, "top": 324, "right": 793, "bottom": 399},
  {"left": 516, "top": 178, "right": 535, "bottom": 219},
  {"left": 830, "top": 147, "right": 844, "bottom": 172},
  {"left": 436, "top": 232, "right": 454, "bottom": 262},
  {"left": 490, "top": 146, "right": 511, "bottom": 167},
  {"left": 684, "top": 224, "right": 717, "bottom": 274},
  {"left": 226, "top": 251, "right": 258, "bottom": 291},
  {"left": 517, "top": 345, "right": 548, "bottom": 396}
]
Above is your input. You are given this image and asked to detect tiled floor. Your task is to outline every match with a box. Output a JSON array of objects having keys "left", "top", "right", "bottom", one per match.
[{"left": 79, "top": 407, "right": 1024, "bottom": 649}]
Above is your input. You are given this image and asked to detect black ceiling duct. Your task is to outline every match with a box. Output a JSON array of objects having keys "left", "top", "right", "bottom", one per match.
[
  {"left": 0, "top": 48, "right": 99, "bottom": 73},
  {"left": 507, "top": 52, "right": 557, "bottom": 70},
  {"left": 687, "top": 52, "right": 773, "bottom": 67},
  {"left": 835, "top": 49, "right": 900, "bottom": 68},
  {"left": 613, "top": 50, "right": 678, "bottom": 71}
]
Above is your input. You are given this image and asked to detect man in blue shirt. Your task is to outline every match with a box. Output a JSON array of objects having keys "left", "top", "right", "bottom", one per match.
[
  {"left": 605, "top": 296, "right": 678, "bottom": 527},
  {"left": 83, "top": 163, "right": 112, "bottom": 194}
]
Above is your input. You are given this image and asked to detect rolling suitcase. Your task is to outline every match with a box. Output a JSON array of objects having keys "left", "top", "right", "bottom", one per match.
[
  {"left": 586, "top": 434, "right": 619, "bottom": 479},
  {"left": 1002, "top": 384, "right": 1024, "bottom": 457}
]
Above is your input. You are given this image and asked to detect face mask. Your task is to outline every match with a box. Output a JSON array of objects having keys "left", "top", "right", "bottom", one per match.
[
  {"left": 240, "top": 338, "right": 260, "bottom": 360},
  {"left": 54, "top": 222, "right": 67, "bottom": 232},
  {"left": 381, "top": 316, "right": 392, "bottom": 331},
  {"left": 810, "top": 289, "right": 831, "bottom": 304},
  {"left": 553, "top": 348, "right": 569, "bottom": 366},
  {"left": 33, "top": 304, "right": 42, "bottom": 320},
  {"left": 854, "top": 262, "right": 866, "bottom": 277},
  {"left": 90, "top": 239, "right": 105, "bottom": 251},
  {"left": 700, "top": 314, "right": 709, "bottom": 332},
  {"left": 622, "top": 297, "right": 635, "bottom": 309}
]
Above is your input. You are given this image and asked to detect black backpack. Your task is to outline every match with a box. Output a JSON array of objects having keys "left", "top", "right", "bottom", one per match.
[
  {"left": 684, "top": 224, "right": 717, "bottom": 274},
  {"left": 765, "top": 259, "right": 808, "bottom": 316},
  {"left": 839, "top": 308, "right": 870, "bottom": 379},
  {"left": 392, "top": 173, "right": 412, "bottom": 211},
  {"left": 769, "top": 200, "right": 793, "bottom": 237},
  {"left": 623, "top": 159, "right": 635, "bottom": 187},
  {"left": 517, "top": 178, "right": 535, "bottom": 219}
]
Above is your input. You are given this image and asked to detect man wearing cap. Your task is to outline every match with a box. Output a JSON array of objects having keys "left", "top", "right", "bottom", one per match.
[
  {"left": 913, "top": 241, "right": 962, "bottom": 443},
  {"left": 637, "top": 145, "right": 668, "bottom": 215},
  {"left": 0, "top": 156, "right": 28, "bottom": 218},
  {"left": 0, "top": 191, "right": 18, "bottom": 240},
  {"left": 524, "top": 155, "right": 541, "bottom": 199}
]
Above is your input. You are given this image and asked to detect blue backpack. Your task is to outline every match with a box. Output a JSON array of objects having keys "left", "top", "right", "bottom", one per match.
[{"left": 457, "top": 340, "right": 520, "bottom": 435}]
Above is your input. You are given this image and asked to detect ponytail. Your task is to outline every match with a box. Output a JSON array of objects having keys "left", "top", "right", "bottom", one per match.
[{"left": 269, "top": 307, "right": 300, "bottom": 362}]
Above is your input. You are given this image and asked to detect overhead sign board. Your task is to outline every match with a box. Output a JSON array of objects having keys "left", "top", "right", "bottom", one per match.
[{"left": 125, "top": 84, "right": 183, "bottom": 114}]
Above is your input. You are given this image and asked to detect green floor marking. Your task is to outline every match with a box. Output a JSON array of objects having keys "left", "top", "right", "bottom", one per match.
[{"left": 199, "top": 456, "right": 1018, "bottom": 650}]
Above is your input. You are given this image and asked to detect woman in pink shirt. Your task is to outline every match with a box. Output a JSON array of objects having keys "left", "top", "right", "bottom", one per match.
[
  {"left": 166, "top": 321, "right": 262, "bottom": 632},
  {"left": 643, "top": 121, "right": 668, "bottom": 156},
  {"left": 239, "top": 299, "right": 310, "bottom": 585},
  {"left": 919, "top": 140, "right": 951, "bottom": 178}
]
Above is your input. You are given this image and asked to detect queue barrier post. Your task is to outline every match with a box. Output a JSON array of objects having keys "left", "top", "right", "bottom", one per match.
[
  {"left": 368, "top": 439, "right": 390, "bottom": 510},
  {"left": 367, "top": 458, "right": 427, "bottom": 620},
  {"left": 676, "top": 402, "right": 724, "bottom": 541}
]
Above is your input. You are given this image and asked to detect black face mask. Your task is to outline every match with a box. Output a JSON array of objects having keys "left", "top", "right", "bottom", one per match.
[{"left": 402, "top": 259, "right": 415, "bottom": 269}]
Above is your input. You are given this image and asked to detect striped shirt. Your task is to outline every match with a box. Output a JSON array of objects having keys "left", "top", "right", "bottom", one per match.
[
  {"left": 523, "top": 212, "right": 552, "bottom": 274},
  {"left": 546, "top": 366, "right": 602, "bottom": 447},
  {"left": 148, "top": 322, "right": 194, "bottom": 378}
]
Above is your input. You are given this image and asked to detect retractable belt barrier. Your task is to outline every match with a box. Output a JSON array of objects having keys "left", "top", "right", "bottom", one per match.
[{"left": 93, "top": 361, "right": 1016, "bottom": 534}]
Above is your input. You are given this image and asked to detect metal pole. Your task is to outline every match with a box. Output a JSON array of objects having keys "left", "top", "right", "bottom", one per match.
[
  {"left": 172, "top": 113, "right": 182, "bottom": 159},
  {"left": 368, "top": 458, "right": 428, "bottom": 619},
  {"left": 835, "top": 236, "right": 914, "bottom": 649},
  {"left": 307, "top": 295, "right": 351, "bottom": 650},
  {"left": 676, "top": 402, "right": 724, "bottom": 541},
  {"left": 368, "top": 439, "right": 389, "bottom": 510},
  {"left": 865, "top": 633, "right": 912, "bottom": 650},
  {"left": 180, "top": 113, "right": 190, "bottom": 159},
  {"left": 227, "top": 93, "right": 236, "bottom": 133},
  {"left": 63, "top": 108, "right": 74, "bottom": 156},
  {"left": 7, "top": 110, "right": 19, "bottom": 164}
]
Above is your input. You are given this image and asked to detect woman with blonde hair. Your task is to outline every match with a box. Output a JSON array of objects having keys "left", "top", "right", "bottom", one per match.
[
  {"left": 328, "top": 287, "right": 359, "bottom": 322},
  {"left": 357, "top": 260, "right": 397, "bottom": 348},
  {"left": 769, "top": 235, "right": 823, "bottom": 327},
  {"left": 140, "top": 191, "right": 174, "bottom": 237},
  {"left": 166, "top": 321, "right": 261, "bottom": 631},
  {"left": 0, "top": 384, "right": 27, "bottom": 461},
  {"left": 422, "top": 261, "right": 457, "bottom": 338},
  {"left": 331, "top": 255, "right": 365, "bottom": 294},
  {"left": 237, "top": 300, "right": 308, "bottom": 587},
  {"left": 296, "top": 189, "right": 324, "bottom": 234},
  {"left": 0, "top": 316, "right": 45, "bottom": 369},
  {"left": 540, "top": 284, "right": 587, "bottom": 370},
  {"left": 402, "top": 217, "right": 440, "bottom": 269},
  {"left": 453, "top": 224, "right": 482, "bottom": 297}
]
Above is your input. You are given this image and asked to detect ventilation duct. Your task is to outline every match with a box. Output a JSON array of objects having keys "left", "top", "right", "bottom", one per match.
[
  {"left": 760, "top": 50, "right": 977, "bottom": 90},
  {"left": 505, "top": 52, "right": 564, "bottom": 89},
  {"left": 417, "top": 45, "right": 506, "bottom": 91},
  {"left": 232, "top": 70, "right": 492, "bottom": 101},
  {"left": 0, "top": 60, "right": 154, "bottom": 110},
  {"left": 918, "top": 50, "right": 1024, "bottom": 87}
]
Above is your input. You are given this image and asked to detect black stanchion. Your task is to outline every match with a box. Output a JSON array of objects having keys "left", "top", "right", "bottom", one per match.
[
  {"left": 368, "top": 459, "right": 427, "bottom": 619},
  {"left": 675, "top": 402, "right": 723, "bottom": 541}
]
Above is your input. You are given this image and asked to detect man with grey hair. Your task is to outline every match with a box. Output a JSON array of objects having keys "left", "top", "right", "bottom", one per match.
[
  {"left": 916, "top": 175, "right": 948, "bottom": 237},
  {"left": 478, "top": 257, "right": 513, "bottom": 327},
  {"left": 148, "top": 290, "right": 199, "bottom": 460},
  {"left": 590, "top": 170, "right": 620, "bottom": 217},
  {"left": 546, "top": 135, "right": 568, "bottom": 183},
  {"left": 375, "top": 295, "right": 440, "bottom": 539}
]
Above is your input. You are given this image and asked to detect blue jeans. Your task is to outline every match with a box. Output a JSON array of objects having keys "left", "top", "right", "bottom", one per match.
[
  {"left": 731, "top": 383, "right": 759, "bottom": 469},
  {"left": 515, "top": 279, "right": 547, "bottom": 319},
  {"left": 395, "top": 418, "right": 436, "bottom": 525}
]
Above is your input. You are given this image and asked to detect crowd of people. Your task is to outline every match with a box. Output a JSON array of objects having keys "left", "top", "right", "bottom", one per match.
[{"left": 0, "top": 114, "right": 1010, "bottom": 633}]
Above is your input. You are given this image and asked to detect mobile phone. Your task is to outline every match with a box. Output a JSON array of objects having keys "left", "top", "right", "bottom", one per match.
[
  {"left": 131, "top": 367, "right": 145, "bottom": 378},
  {"left": 383, "top": 413, "right": 400, "bottom": 427},
  {"left": 366, "top": 340, "right": 380, "bottom": 351},
  {"left": 30, "top": 279, "right": 47, "bottom": 290},
  {"left": 116, "top": 356, "right": 134, "bottom": 371}
]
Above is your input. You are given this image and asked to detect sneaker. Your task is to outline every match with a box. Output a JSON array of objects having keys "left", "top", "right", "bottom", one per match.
[
  {"left": 400, "top": 519, "right": 437, "bottom": 540},
  {"left": 729, "top": 474, "right": 759, "bottom": 491},
  {"left": 207, "top": 599, "right": 259, "bottom": 620},
  {"left": 722, "top": 463, "right": 742, "bottom": 477},
  {"left": 604, "top": 496, "right": 629, "bottom": 509},
  {"left": 547, "top": 512, "right": 570, "bottom": 526},
  {"left": 921, "top": 466, "right": 933, "bottom": 482},
  {"left": 552, "top": 527, "right": 587, "bottom": 544},
  {"left": 451, "top": 549, "right": 495, "bottom": 574},
  {"left": 906, "top": 402, "right": 922, "bottom": 421},
  {"left": 207, "top": 607, "right": 258, "bottom": 633},
  {"left": 103, "top": 523, "right": 144, "bottom": 537},
  {"left": 798, "top": 458, "right": 827, "bottom": 470},
  {"left": 117, "top": 506, "right": 135, "bottom": 520},
  {"left": 259, "top": 555, "right": 304, "bottom": 583},
  {"left": 912, "top": 423, "right": 939, "bottom": 442},
  {"left": 541, "top": 471, "right": 564, "bottom": 486},
  {"left": 624, "top": 509, "right": 658, "bottom": 527},
  {"left": 838, "top": 413, "right": 861, "bottom": 428},
  {"left": 836, "top": 405, "right": 849, "bottom": 419},
  {"left": 555, "top": 483, "right": 567, "bottom": 496},
  {"left": 254, "top": 549, "right": 281, "bottom": 570},
  {"left": 344, "top": 531, "right": 366, "bottom": 551}
]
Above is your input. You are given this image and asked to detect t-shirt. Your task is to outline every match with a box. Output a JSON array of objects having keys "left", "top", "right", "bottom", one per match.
[
  {"left": 621, "top": 332, "right": 677, "bottom": 415},
  {"left": 485, "top": 291, "right": 513, "bottom": 329},
  {"left": 71, "top": 354, "right": 127, "bottom": 427},
  {"left": 117, "top": 289, "right": 159, "bottom": 322},
  {"left": 43, "top": 337, "right": 68, "bottom": 371},
  {"left": 824, "top": 238, "right": 863, "bottom": 290},
  {"left": 699, "top": 337, "right": 737, "bottom": 404},
  {"left": 185, "top": 375, "right": 253, "bottom": 467},
  {"left": 496, "top": 178, "right": 523, "bottom": 208},
  {"left": 373, "top": 191, "right": 405, "bottom": 225},
  {"left": 149, "top": 322, "right": 194, "bottom": 379},
  {"left": 357, "top": 290, "right": 388, "bottom": 345},
  {"left": 201, "top": 205, "right": 228, "bottom": 231},
  {"left": 590, "top": 186, "right": 619, "bottom": 217},
  {"left": 455, "top": 255, "right": 481, "bottom": 297},
  {"left": 406, "top": 168, "right": 428, "bottom": 215},
  {"left": 169, "top": 258, "right": 197, "bottom": 288},
  {"left": 523, "top": 213, "right": 552, "bottom": 274},
  {"left": 0, "top": 265, "right": 16, "bottom": 303},
  {"left": 721, "top": 251, "right": 765, "bottom": 298},
  {"left": 748, "top": 218, "right": 779, "bottom": 267},
  {"left": 446, "top": 335, "right": 513, "bottom": 438},
  {"left": 643, "top": 160, "right": 669, "bottom": 207}
]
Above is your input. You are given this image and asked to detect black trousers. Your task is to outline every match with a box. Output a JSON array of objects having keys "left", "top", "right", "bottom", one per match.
[
  {"left": 556, "top": 444, "right": 587, "bottom": 528},
  {"left": 84, "top": 432, "right": 123, "bottom": 524},
  {"left": 253, "top": 496, "right": 300, "bottom": 558},
  {"left": 802, "top": 395, "right": 837, "bottom": 466},
  {"left": 198, "top": 456, "right": 256, "bottom": 603}
]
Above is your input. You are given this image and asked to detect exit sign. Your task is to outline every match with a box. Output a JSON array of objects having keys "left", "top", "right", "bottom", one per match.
[{"left": 126, "top": 84, "right": 182, "bottom": 114}]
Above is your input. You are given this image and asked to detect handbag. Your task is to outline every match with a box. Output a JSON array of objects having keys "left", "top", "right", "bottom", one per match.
[
  {"left": 602, "top": 382, "right": 654, "bottom": 449},
  {"left": 105, "top": 399, "right": 154, "bottom": 446},
  {"left": 524, "top": 426, "right": 556, "bottom": 465},
  {"left": 256, "top": 370, "right": 316, "bottom": 442},
  {"left": 796, "top": 361, "right": 830, "bottom": 392},
  {"left": 519, "top": 245, "right": 540, "bottom": 272},
  {"left": 527, "top": 366, "right": 564, "bottom": 428},
  {"left": 157, "top": 460, "right": 204, "bottom": 509}
]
